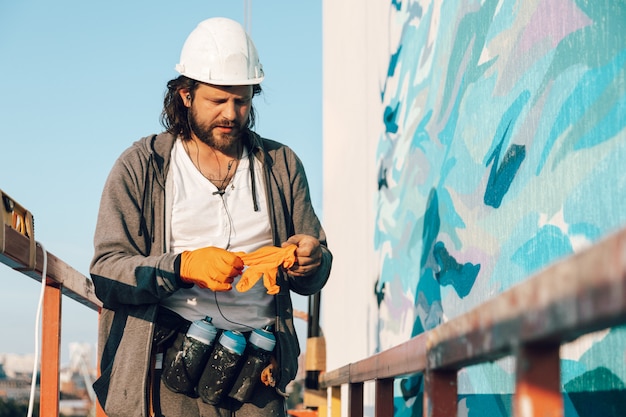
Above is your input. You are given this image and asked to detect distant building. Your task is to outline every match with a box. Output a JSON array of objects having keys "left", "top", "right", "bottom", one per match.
[
  {"left": 0, "top": 371, "right": 34, "bottom": 401},
  {"left": 59, "top": 398, "right": 92, "bottom": 417},
  {"left": 0, "top": 345, "right": 97, "bottom": 416},
  {"left": 0, "top": 353, "right": 36, "bottom": 378},
  {"left": 0, "top": 354, "right": 35, "bottom": 401}
]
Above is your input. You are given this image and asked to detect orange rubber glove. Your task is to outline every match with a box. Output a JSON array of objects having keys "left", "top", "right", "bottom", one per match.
[
  {"left": 260, "top": 356, "right": 278, "bottom": 387},
  {"left": 235, "top": 244, "right": 297, "bottom": 295},
  {"left": 179, "top": 247, "right": 244, "bottom": 291}
]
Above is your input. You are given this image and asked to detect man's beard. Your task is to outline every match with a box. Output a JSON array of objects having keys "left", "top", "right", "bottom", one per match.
[{"left": 188, "top": 108, "right": 245, "bottom": 153}]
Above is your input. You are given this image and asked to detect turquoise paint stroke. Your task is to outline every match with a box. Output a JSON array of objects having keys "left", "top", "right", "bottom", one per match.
[
  {"left": 411, "top": 110, "right": 432, "bottom": 151},
  {"left": 384, "top": 101, "right": 400, "bottom": 133},
  {"left": 538, "top": 51, "right": 626, "bottom": 174},
  {"left": 484, "top": 128, "right": 526, "bottom": 208},
  {"left": 433, "top": 241, "right": 480, "bottom": 298},
  {"left": 536, "top": 0, "right": 626, "bottom": 101},
  {"left": 419, "top": 188, "right": 441, "bottom": 268},
  {"left": 511, "top": 225, "right": 573, "bottom": 273},
  {"left": 483, "top": 92, "right": 529, "bottom": 208},
  {"left": 565, "top": 367, "right": 626, "bottom": 416},
  {"left": 439, "top": 0, "right": 499, "bottom": 123},
  {"left": 381, "top": 45, "right": 403, "bottom": 102},
  {"left": 414, "top": 188, "right": 444, "bottom": 331},
  {"left": 483, "top": 91, "right": 530, "bottom": 164},
  {"left": 377, "top": 163, "right": 388, "bottom": 190}
]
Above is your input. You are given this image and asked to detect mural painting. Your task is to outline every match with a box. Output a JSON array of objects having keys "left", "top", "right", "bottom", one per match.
[{"left": 374, "top": 0, "right": 626, "bottom": 415}]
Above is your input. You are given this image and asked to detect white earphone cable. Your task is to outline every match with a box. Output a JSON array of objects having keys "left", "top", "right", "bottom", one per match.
[{"left": 27, "top": 242, "right": 46, "bottom": 417}]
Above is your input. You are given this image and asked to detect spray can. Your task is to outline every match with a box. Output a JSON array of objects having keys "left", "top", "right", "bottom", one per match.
[
  {"left": 197, "top": 330, "right": 247, "bottom": 404},
  {"left": 162, "top": 316, "right": 218, "bottom": 396},
  {"left": 228, "top": 327, "right": 276, "bottom": 402}
]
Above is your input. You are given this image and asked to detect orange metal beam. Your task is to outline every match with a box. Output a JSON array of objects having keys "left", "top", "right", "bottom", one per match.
[
  {"left": 514, "top": 344, "right": 562, "bottom": 417},
  {"left": 348, "top": 382, "right": 363, "bottom": 417},
  {"left": 374, "top": 378, "right": 393, "bottom": 417},
  {"left": 40, "top": 280, "right": 62, "bottom": 417},
  {"left": 96, "top": 309, "right": 108, "bottom": 417},
  {"left": 424, "top": 369, "right": 457, "bottom": 417},
  {"left": 288, "top": 411, "right": 319, "bottom": 417}
]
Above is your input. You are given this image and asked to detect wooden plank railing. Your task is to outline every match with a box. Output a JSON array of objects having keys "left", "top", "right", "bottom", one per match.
[
  {"left": 0, "top": 224, "right": 104, "bottom": 417},
  {"left": 319, "top": 227, "right": 626, "bottom": 417}
]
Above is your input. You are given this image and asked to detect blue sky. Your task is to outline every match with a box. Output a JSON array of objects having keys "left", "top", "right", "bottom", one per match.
[{"left": 0, "top": 1, "right": 322, "bottom": 365}]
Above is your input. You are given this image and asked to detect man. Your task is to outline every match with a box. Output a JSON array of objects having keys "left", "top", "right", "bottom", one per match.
[{"left": 90, "top": 17, "right": 332, "bottom": 417}]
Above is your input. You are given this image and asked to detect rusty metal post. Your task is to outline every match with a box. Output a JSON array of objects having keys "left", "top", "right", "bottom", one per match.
[
  {"left": 40, "top": 280, "right": 62, "bottom": 417},
  {"left": 374, "top": 378, "right": 393, "bottom": 417},
  {"left": 96, "top": 398, "right": 108, "bottom": 417},
  {"left": 348, "top": 381, "right": 363, "bottom": 417},
  {"left": 514, "top": 344, "right": 562, "bottom": 417},
  {"left": 96, "top": 308, "right": 108, "bottom": 417},
  {"left": 424, "top": 369, "right": 457, "bottom": 417}
]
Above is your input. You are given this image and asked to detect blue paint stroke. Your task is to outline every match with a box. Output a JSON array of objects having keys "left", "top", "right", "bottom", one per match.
[
  {"left": 483, "top": 91, "right": 530, "bottom": 164},
  {"left": 410, "top": 110, "right": 432, "bottom": 151},
  {"left": 459, "top": 394, "right": 509, "bottom": 417},
  {"left": 388, "top": 45, "right": 402, "bottom": 78},
  {"left": 382, "top": 45, "right": 403, "bottom": 102},
  {"left": 511, "top": 225, "right": 573, "bottom": 273},
  {"left": 439, "top": 0, "right": 500, "bottom": 123},
  {"left": 433, "top": 241, "right": 480, "bottom": 298},
  {"left": 377, "top": 163, "right": 388, "bottom": 190},
  {"left": 484, "top": 124, "right": 526, "bottom": 208},
  {"left": 407, "top": 2, "right": 423, "bottom": 19},
  {"left": 565, "top": 367, "right": 626, "bottom": 416},
  {"left": 483, "top": 91, "right": 530, "bottom": 207},
  {"left": 568, "top": 222, "right": 601, "bottom": 242},
  {"left": 538, "top": 51, "right": 626, "bottom": 174},
  {"left": 374, "top": 278, "right": 385, "bottom": 308},
  {"left": 536, "top": 0, "right": 626, "bottom": 101},
  {"left": 384, "top": 101, "right": 400, "bottom": 133},
  {"left": 438, "top": 184, "right": 466, "bottom": 249},
  {"left": 420, "top": 188, "right": 440, "bottom": 268},
  {"left": 414, "top": 189, "right": 444, "bottom": 331}
]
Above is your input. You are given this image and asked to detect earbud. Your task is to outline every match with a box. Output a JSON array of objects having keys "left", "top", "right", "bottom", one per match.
[{"left": 186, "top": 95, "right": 191, "bottom": 100}]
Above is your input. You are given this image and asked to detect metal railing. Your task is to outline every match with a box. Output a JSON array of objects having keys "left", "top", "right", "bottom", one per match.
[
  {"left": 319, "top": 227, "right": 626, "bottom": 417},
  {"left": 4, "top": 183, "right": 626, "bottom": 416},
  {"left": 0, "top": 222, "right": 105, "bottom": 417}
]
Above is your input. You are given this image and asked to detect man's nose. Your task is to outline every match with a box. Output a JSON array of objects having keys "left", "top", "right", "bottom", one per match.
[{"left": 222, "top": 100, "right": 237, "bottom": 120}]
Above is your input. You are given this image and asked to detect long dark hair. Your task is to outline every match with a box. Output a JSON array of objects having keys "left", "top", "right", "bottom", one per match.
[{"left": 160, "top": 75, "right": 263, "bottom": 140}]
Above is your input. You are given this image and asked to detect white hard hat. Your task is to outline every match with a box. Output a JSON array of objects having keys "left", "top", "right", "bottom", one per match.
[{"left": 175, "top": 17, "right": 264, "bottom": 86}]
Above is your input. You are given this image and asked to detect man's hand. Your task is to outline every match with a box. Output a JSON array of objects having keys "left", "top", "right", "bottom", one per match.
[
  {"left": 179, "top": 247, "right": 244, "bottom": 291},
  {"left": 282, "top": 234, "right": 322, "bottom": 277},
  {"left": 236, "top": 245, "right": 297, "bottom": 294}
]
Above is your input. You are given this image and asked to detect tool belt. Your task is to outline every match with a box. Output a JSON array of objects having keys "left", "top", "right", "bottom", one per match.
[
  {"left": 153, "top": 307, "right": 274, "bottom": 405},
  {"left": 153, "top": 306, "right": 192, "bottom": 348}
]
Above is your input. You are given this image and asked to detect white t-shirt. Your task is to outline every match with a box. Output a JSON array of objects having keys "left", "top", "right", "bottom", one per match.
[{"left": 160, "top": 139, "right": 275, "bottom": 331}]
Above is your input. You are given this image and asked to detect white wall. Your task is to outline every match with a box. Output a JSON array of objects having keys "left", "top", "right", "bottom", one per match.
[{"left": 321, "top": 0, "right": 390, "bottom": 371}]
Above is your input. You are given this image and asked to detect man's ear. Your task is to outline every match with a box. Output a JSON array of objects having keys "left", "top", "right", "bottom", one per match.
[{"left": 179, "top": 88, "right": 192, "bottom": 107}]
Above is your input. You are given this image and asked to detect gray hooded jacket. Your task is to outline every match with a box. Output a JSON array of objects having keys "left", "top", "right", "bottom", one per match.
[{"left": 90, "top": 131, "right": 332, "bottom": 417}]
